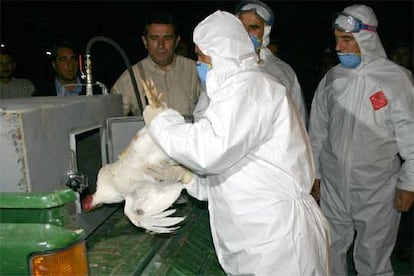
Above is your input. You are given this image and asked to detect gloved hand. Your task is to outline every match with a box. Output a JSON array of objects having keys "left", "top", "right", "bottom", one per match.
[
  {"left": 143, "top": 105, "right": 164, "bottom": 126},
  {"left": 145, "top": 161, "right": 193, "bottom": 184}
]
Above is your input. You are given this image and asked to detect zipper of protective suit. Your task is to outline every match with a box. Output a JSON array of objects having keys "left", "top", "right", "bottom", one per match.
[{"left": 344, "top": 74, "right": 366, "bottom": 212}]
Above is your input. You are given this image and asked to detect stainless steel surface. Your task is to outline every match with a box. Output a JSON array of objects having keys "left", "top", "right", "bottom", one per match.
[{"left": 0, "top": 95, "right": 122, "bottom": 192}]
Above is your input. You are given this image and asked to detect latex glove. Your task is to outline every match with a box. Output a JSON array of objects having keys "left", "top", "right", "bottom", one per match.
[
  {"left": 143, "top": 105, "right": 164, "bottom": 126},
  {"left": 145, "top": 161, "right": 193, "bottom": 184}
]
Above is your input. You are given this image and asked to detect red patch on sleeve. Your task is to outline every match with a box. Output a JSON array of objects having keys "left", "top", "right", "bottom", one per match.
[{"left": 369, "top": 91, "right": 388, "bottom": 111}]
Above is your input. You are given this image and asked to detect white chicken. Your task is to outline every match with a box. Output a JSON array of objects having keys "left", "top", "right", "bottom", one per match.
[{"left": 82, "top": 79, "right": 186, "bottom": 234}]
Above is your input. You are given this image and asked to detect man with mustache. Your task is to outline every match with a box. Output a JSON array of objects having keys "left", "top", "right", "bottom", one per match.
[{"left": 111, "top": 11, "right": 200, "bottom": 116}]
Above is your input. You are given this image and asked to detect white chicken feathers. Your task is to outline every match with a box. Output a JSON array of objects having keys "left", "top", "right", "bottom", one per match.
[{"left": 83, "top": 79, "right": 186, "bottom": 234}]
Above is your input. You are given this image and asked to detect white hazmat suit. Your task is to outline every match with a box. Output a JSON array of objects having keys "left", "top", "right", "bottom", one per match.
[
  {"left": 194, "top": 0, "right": 307, "bottom": 126},
  {"left": 147, "top": 10, "right": 329, "bottom": 275},
  {"left": 309, "top": 5, "right": 414, "bottom": 275},
  {"left": 259, "top": 45, "right": 307, "bottom": 126},
  {"left": 234, "top": 0, "right": 307, "bottom": 126}
]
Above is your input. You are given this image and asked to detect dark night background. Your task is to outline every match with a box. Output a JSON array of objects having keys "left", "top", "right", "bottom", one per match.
[{"left": 1, "top": 0, "right": 413, "bottom": 108}]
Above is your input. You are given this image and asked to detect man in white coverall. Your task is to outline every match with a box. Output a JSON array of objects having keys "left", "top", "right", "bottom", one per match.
[
  {"left": 234, "top": 0, "right": 307, "bottom": 126},
  {"left": 193, "top": 0, "right": 307, "bottom": 126},
  {"left": 143, "top": 10, "right": 329, "bottom": 275},
  {"left": 309, "top": 4, "right": 414, "bottom": 275}
]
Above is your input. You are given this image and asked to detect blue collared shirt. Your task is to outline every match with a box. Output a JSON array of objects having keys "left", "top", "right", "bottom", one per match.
[{"left": 55, "top": 77, "right": 83, "bottom": 96}]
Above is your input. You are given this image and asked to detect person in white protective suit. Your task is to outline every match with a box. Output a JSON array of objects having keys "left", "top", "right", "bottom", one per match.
[
  {"left": 308, "top": 4, "right": 414, "bottom": 275},
  {"left": 194, "top": 0, "right": 308, "bottom": 127},
  {"left": 143, "top": 10, "right": 330, "bottom": 275},
  {"left": 234, "top": 0, "right": 307, "bottom": 126}
]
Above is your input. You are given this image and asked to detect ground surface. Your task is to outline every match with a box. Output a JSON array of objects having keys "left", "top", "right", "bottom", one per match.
[{"left": 87, "top": 194, "right": 413, "bottom": 275}]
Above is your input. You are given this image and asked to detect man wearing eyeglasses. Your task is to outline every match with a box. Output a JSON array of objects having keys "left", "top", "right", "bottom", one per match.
[{"left": 308, "top": 4, "right": 414, "bottom": 275}]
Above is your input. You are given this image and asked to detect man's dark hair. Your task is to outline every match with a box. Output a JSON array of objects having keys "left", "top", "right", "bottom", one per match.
[
  {"left": 143, "top": 11, "right": 180, "bottom": 37},
  {"left": 49, "top": 40, "right": 79, "bottom": 61}
]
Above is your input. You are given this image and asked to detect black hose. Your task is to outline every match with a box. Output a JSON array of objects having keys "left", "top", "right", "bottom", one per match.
[{"left": 85, "top": 36, "right": 143, "bottom": 115}]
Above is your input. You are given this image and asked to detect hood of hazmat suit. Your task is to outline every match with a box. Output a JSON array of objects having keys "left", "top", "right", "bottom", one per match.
[
  {"left": 234, "top": 0, "right": 274, "bottom": 47},
  {"left": 309, "top": 5, "right": 414, "bottom": 274},
  {"left": 340, "top": 4, "right": 386, "bottom": 67},
  {"left": 234, "top": 0, "right": 307, "bottom": 125},
  {"left": 147, "top": 10, "right": 330, "bottom": 275}
]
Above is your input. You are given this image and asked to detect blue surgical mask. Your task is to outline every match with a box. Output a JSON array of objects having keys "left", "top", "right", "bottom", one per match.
[
  {"left": 337, "top": 53, "right": 361, "bottom": 68},
  {"left": 196, "top": 62, "right": 212, "bottom": 85},
  {"left": 249, "top": 34, "right": 262, "bottom": 52}
]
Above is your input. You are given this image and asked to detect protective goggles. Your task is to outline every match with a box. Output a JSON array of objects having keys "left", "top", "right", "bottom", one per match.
[{"left": 333, "top": 13, "right": 377, "bottom": 33}]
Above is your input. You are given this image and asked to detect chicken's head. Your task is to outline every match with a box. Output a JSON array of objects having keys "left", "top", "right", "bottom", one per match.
[
  {"left": 82, "top": 194, "right": 94, "bottom": 212},
  {"left": 81, "top": 164, "right": 125, "bottom": 212}
]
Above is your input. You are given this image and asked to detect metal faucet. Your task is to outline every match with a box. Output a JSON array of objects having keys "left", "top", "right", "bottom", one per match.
[{"left": 66, "top": 150, "right": 88, "bottom": 193}]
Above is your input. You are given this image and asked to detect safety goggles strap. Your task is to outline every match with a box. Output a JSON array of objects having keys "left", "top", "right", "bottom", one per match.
[
  {"left": 333, "top": 13, "right": 377, "bottom": 33},
  {"left": 360, "top": 23, "right": 377, "bottom": 32}
]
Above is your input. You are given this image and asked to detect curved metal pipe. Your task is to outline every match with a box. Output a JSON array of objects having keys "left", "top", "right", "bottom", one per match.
[{"left": 85, "top": 36, "right": 143, "bottom": 115}]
